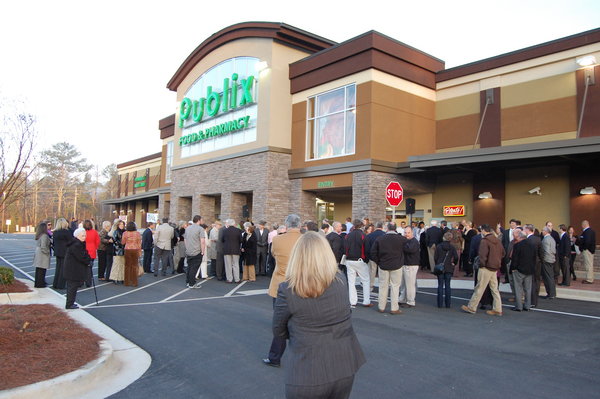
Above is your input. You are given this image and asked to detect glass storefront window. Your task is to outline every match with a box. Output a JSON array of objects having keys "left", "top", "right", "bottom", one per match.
[{"left": 306, "top": 84, "right": 356, "bottom": 160}]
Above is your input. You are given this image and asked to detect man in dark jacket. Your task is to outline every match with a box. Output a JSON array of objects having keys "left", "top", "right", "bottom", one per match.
[
  {"left": 326, "top": 222, "right": 344, "bottom": 266},
  {"left": 344, "top": 219, "right": 371, "bottom": 307},
  {"left": 142, "top": 222, "right": 155, "bottom": 273},
  {"left": 462, "top": 224, "right": 505, "bottom": 316},
  {"left": 400, "top": 226, "right": 420, "bottom": 308},
  {"left": 63, "top": 228, "right": 91, "bottom": 309},
  {"left": 426, "top": 221, "right": 443, "bottom": 272},
  {"left": 370, "top": 223, "right": 406, "bottom": 314},
  {"left": 365, "top": 221, "right": 385, "bottom": 291},
  {"left": 221, "top": 219, "right": 242, "bottom": 283},
  {"left": 524, "top": 224, "right": 543, "bottom": 306},
  {"left": 558, "top": 224, "right": 571, "bottom": 286},
  {"left": 579, "top": 220, "right": 596, "bottom": 284},
  {"left": 510, "top": 229, "right": 535, "bottom": 311}
]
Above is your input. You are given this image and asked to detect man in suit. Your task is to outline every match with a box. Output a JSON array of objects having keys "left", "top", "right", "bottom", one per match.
[
  {"left": 558, "top": 224, "right": 571, "bottom": 286},
  {"left": 579, "top": 220, "right": 596, "bottom": 284},
  {"left": 221, "top": 219, "right": 242, "bottom": 283},
  {"left": 546, "top": 221, "right": 561, "bottom": 282},
  {"left": 510, "top": 229, "right": 535, "bottom": 311},
  {"left": 326, "top": 222, "right": 344, "bottom": 266},
  {"left": 440, "top": 220, "right": 449, "bottom": 235},
  {"left": 370, "top": 222, "right": 406, "bottom": 314},
  {"left": 255, "top": 221, "right": 269, "bottom": 276},
  {"left": 541, "top": 227, "right": 557, "bottom": 299},
  {"left": 185, "top": 215, "right": 206, "bottom": 288},
  {"left": 141, "top": 222, "right": 155, "bottom": 273},
  {"left": 365, "top": 221, "right": 385, "bottom": 291},
  {"left": 524, "top": 224, "right": 542, "bottom": 307},
  {"left": 153, "top": 218, "right": 174, "bottom": 276},
  {"left": 263, "top": 214, "right": 302, "bottom": 367},
  {"left": 426, "top": 220, "right": 443, "bottom": 273}
]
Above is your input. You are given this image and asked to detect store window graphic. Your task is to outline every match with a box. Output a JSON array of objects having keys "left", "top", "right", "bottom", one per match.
[{"left": 307, "top": 84, "right": 356, "bottom": 160}]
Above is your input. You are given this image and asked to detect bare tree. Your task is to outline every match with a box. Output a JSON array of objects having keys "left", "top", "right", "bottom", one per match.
[{"left": 0, "top": 97, "right": 37, "bottom": 213}]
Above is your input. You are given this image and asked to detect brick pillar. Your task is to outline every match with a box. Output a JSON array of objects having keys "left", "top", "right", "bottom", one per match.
[
  {"left": 289, "top": 179, "right": 316, "bottom": 223},
  {"left": 352, "top": 171, "right": 398, "bottom": 222},
  {"left": 198, "top": 195, "right": 216, "bottom": 224},
  {"left": 254, "top": 152, "right": 292, "bottom": 225},
  {"left": 221, "top": 192, "right": 247, "bottom": 222},
  {"left": 176, "top": 197, "right": 192, "bottom": 222}
]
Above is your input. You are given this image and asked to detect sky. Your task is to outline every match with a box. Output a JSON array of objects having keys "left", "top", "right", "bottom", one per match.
[{"left": 0, "top": 0, "right": 598, "bottom": 173}]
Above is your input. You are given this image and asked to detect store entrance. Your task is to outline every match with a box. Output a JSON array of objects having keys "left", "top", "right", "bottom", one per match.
[{"left": 314, "top": 189, "right": 352, "bottom": 223}]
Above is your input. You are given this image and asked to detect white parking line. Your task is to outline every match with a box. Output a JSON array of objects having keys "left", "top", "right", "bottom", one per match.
[
  {"left": 79, "top": 282, "right": 113, "bottom": 292},
  {"left": 82, "top": 274, "right": 183, "bottom": 308},
  {"left": 224, "top": 281, "right": 247, "bottom": 297},
  {"left": 160, "top": 277, "right": 213, "bottom": 302},
  {"left": 86, "top": 291, "right": 267, "bottom": 309},
  {"left": 416, "top": 290, "right": 600, "bottom": 320}
]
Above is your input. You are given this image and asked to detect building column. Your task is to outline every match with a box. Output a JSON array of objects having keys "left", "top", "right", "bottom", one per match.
[
  {"left": 221, "top": 192, "right": 247, "bottom": 222},
  {"left": 198, "top": 195, "right": 216, "bottom": 224},
  {"left": 352, "top": 171, "right": 398, "bottom": 222},
  {"left": 289, "top": 179, "right": 316, "bottom": 223}
]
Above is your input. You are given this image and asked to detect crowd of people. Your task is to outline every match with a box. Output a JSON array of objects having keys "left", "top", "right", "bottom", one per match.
[{"left": 28, "top": 212, "right": 596, "bottom": 398}]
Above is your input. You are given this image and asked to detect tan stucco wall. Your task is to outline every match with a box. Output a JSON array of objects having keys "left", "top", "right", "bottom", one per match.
[
  {"left": 431, "top": 174, "right": 474, "bottom": 221},
  {"left": 505, "top": 166, "right": 570, "bottom": 229},
  {"left": 173, "top": 38, "right": 309, "bottom": 168}
]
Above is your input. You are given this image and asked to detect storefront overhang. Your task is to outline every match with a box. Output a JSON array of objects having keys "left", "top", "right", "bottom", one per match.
[
  {"left": 102, "top": 189, "right": 165, "bottom": 206},
  {"left": 408, "top": 136, "right": 600, "bottom": 171},
  {"left": 288, "top": 158, "right": 417, "bottom": 179}
]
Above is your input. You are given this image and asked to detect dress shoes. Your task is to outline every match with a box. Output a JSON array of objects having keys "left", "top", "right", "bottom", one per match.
[
  {"left": 262, "top": 358, "right": 280, "bottom": 368},
  {"left": 461, "top": 305, "right": 476, "bottom": 314},
  {"left": 361, "top": 303, "right": 374, "bottom": 308},
  {"left": 65, "top": 304, "right": 79, "bottom": 310},
  {"left": 486, "top": 310, "right": 503, "bottom": 316},
  {"left": 390, "top": 310, "right": 402, "bottom": 315},
  {"left": 511, "top": 307, "right": 522, "bottom": 312},
  {"left": 399, "top": 303, "right": 415, "bottom": 308},
  {"left": 377, "top": 308, "right": 385, "bottom": 313},
  {"left": 582, "top": 280, "right": 593, "bottom": 284}
]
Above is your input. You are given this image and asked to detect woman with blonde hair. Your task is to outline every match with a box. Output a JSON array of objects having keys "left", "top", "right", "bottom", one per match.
[
  {"left": 52, "top": 218, "right": 71, "bottom": 289},
  {"left": 273, "top": 231, "right": 365, "bottom": 398},
  {"left": 109, "top": 219, "right": 126, "bottom": 284},
  {"left": 33, "top": 222, "right": 51, "bottom": 288}
]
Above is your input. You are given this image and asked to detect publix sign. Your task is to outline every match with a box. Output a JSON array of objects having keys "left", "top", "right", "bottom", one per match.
[{"left": 179, "top": 73, "right": 255, "bottom": 146}]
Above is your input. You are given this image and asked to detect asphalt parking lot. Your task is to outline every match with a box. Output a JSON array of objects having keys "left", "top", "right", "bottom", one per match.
[{"left": 2, "top": 234, "right": 599, "bottom": 399}]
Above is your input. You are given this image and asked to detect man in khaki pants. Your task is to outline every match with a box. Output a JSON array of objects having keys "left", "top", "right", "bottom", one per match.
[
  {"left": 462, "top": 224, "right": 505, "bottom": 316},
  {"left": 579, "top": 220, "right": 596, "bottom": 284}
]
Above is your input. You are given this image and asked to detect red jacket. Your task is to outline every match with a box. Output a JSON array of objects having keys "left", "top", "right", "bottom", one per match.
[{"left": 85, "top": 229, "right": 100, "bottom": 260}]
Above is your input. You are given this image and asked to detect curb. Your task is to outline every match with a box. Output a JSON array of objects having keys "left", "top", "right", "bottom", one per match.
[
  {"left": 0, "top": 278, "right": 152, "bottom": 398},
  {"left": 0, "top": 340, "right": 113, "bottom": 399}
]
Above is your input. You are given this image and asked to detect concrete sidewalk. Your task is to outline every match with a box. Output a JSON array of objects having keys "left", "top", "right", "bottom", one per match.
[{"left": 0, "top": 279, "right": 151, "bottom": 399}]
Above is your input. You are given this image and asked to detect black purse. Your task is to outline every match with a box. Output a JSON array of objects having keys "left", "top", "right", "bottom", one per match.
[{"left": 433, "top": 250, "right": 449, "bottom": 275}]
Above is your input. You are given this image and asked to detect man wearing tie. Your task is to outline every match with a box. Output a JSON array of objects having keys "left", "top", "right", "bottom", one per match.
[
  {"left": 579, "top": 220, "right": 596, "bottom": 284},
  {"left": 255, "top": 221, "right": 269, "bottom": 276}
]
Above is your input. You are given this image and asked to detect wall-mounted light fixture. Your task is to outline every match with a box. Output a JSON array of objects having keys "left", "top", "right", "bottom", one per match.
[
  {"left": 127, "top": 210, "right": 132, "bottom": 214},
  {"left": 580, "top": 186, "right": 597, "bottom": 195},
  {"left": 255, "top": 61, "right": 269, "bottom": 72},
  {"left": 576, "top": 55, "right": 597, "bottom": 138},
  {"left": 140, "top": 209, "right": 145, "bottom": 213},
  {"left": 112, "top": 210, "right": 117, "bottom": 214},
  {"left": 478, "top": 192, "right": 492, "bottom": 199},
  {"left": 154, "top": 208, "right": 159, "bottom": 212}
]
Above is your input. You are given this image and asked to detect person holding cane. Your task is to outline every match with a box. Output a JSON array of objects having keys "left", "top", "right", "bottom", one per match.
[{"left": 64, "top": 228, "right": 91, "bottom": 309}]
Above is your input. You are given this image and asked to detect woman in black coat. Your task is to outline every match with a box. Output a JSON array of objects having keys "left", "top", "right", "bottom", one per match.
[
  {"left": 51, "top": 218, "right": 71, "bottom": 289},
  {"left": 434, "top": 232, "right": 459, "bottom": 308},
  {"left": 63, "top": 228, "right": 91, "bottom": 309},
  {"left": 241, "top": 224, "right": 258, "bottom": 282}
]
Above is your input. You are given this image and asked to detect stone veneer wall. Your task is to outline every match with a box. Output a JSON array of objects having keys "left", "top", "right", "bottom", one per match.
[
  {"left": 169, "top": 151, "right": 292, "bottom": 226},
  {"left": 352, "top": 171, "right": 399, "bottom": 221}
]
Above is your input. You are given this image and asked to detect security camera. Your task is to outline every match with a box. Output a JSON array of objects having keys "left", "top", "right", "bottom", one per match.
[{"left": 528, "top": 186, "right": 541, "bottom": 195}]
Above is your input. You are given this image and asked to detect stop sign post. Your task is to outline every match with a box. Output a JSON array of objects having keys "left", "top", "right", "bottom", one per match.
[{"left": 386, "top": 181, "right": 403, "bottom": 220}]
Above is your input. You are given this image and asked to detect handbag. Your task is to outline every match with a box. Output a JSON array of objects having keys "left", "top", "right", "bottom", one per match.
[{"left": 433, "top": 250, "right": 449, "bottom": 275}]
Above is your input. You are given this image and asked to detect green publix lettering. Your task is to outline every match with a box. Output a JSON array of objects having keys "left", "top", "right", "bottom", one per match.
[
  {"left": 179, "top": 116, "right": 251, "bottom": 146},
  {"left": 179, "top": 73, "right": 254, "bottom": 128}
]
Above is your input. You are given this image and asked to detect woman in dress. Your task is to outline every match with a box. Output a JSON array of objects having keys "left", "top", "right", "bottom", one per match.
[
  {"left": 273, "top": 232, "right": 365, "bottom": 398},
  {"left": 51, "top": 218, "right": 71, "bottom": 289},
  {"left": 434, "top": 231, "right": 459, "bottom": 308},
  {"left": 122, "top": 221, "right": 142, "bottom": 287},
  {"left": 83, "top": 220, "right": 100, "bottom": 287},
  {"left": 241, "top": 223, "right": 257, "bottom": 282},
  {"left": 33, "top": 222, "right": 51, "bottom": 288},
  {"left": 109, "top": 219, "right": 126, "bottom": 284}
]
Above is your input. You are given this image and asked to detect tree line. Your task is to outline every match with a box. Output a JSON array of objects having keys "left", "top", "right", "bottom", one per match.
[{"left": 1, "top": 96, "right": 117, "bottom": 232}]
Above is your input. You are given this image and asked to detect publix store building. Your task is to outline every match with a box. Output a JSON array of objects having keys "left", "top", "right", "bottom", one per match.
[{"left": 109, "top": 22, "right": 600, "bottom": 233}]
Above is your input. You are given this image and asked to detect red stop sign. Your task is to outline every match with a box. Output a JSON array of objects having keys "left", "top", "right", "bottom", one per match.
[{"left": 386, "top": 181, "right": 403, "bottom": 207}]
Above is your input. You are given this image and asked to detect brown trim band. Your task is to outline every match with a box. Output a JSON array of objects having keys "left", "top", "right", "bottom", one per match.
[
  {"left": 117, "top": 152, "right": 162, "bottom": 169},
  {"left": 437, "top": 28, "right": 600, "bottom": 82},
  {"left": 167, "top": 22, "right": 336, "bottom": 91},
  {"left": 290, "top": 31, "right": 444, "bottom": 93}
]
